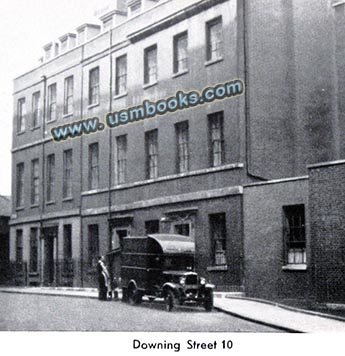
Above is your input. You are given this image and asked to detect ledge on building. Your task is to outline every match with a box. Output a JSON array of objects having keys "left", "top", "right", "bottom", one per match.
[
  {"left": 205, "top": 57, "right": 223, "bottom": 67},
  {"left": 113, "top": 92, "right": 128, "bottom": 100},
  {"left": 143, "top": 81, "right": 158, "bottom": 90},
  {"left": 207, "top": 265, "right": 228, "bottom": 272},
  {"left": 172, "top": 69, "right": 189, "bottom": 79},
  {"left": 88, "top": 103, "right": 100, "bottom": 110},
  {"left": 282, "top": 264, "right": 307, "bottom": 271},
  {"left": 62, "top": 113, "right": 74, "bottom": 119}
]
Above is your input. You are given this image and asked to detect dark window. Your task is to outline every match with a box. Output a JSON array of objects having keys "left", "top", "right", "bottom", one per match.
[
  {"left": 115, "top": 135, "right": 127, "bottom": 184},
  {"left": 63, "top": 149, "right": 73, "bottom": 198},
  {"left": 115, "top": 55, "right": 127, "bottom": 95},
  {"left": 111, "top": 228, "right": 128, "bottom": 251},
  {"left": 31, "top": 159, "right": 39, "bottom": 205},
  {"left": 63, "top": 225, "right": 72, "bottom": 273},
  {"left": 88, "top": 143, "right": 99, "bottom": 190},
  {"left": 17, "top": 98, "right": 26, "bottom": 133},
  {"left": 89, "top": 67, "right": 99, "bottom": 105},
  {"left": 209, "top": 213, "right": 227, "bottom": 266},
  {"left": 145, "top": 129, "right": 158, "bottom": 179},
  {"left": 283, "top": 205, "right": 306, "bottom": 264},
  {"left": 208, "top": 112, "right": 224, "bottom": 166},
  {"left": 29, "top": 228, "right": 39, "bottom": 273},
  {"left": 32, "top": 91, "right": 41, "bottom": 128},
  {"left": 145, "top": 220, "right": 160, "bottom": 234},
  {"left": 206, "top": 17, "right": 223, "bottom": 61},
  {"left": 174, "top": 223, "right": 190, "bottom": 236},
  {"left": 88, "top": 225, "right": 99, "bottom": 267},
  {"left": 46, "top": 154, "right": 55, "bottom": 202},
  {"left": 47, "top": 83, "right": 57, "bottom": 122},
  {"left": 16, "top": 163, "right": 24, "bottom": 207},
  {"left": 64, "top": 76, "right": 74, "bottom": 115},
  {"left": 144, "top": 45, "right": 157, "bottom": 85},
  {"left": 130, "top": 1, "right": 141, "bottom": 15},
  {"left": 175, "top": 121, "right": 189, "bottom": 173},
  {"left": 173, "top": 31, "right": 188, "bottom": 73},
  {"left": 16, "top": 230, "right": 23, "bottom": 264}
]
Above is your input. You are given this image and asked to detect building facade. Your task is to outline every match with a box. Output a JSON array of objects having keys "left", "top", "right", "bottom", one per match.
[
  {"left": 9, "top": 0, "right": 345, "bottom": 301},
  {"left": 0, "top": 196, "right": 11, "bottom": 285}
]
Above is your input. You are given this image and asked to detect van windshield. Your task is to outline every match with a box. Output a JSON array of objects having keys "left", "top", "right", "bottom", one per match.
[{"left": 164, "top": 255, "right": 194, "bottom": 271}]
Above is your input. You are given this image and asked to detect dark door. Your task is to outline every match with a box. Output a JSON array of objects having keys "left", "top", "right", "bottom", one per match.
[{"left": 43, "top": 227, "right": 57, "bottom": 286}]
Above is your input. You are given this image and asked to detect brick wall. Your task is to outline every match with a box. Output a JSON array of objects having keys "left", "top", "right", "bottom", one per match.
[
  {"left": 243, "top": 178, "right": 312, "bottom": 300},
  {"left": 309, "top": 161, "right": 345, "bottom": 303}
]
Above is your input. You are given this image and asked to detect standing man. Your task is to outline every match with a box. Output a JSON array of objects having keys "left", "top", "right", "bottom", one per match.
[{"left": 97, "top": 256, "right": 110, "bottom": 301}]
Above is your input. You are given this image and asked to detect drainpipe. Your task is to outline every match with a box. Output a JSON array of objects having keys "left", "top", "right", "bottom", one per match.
[
  {"left": 242, "top": 0, "right": 266, "bottom": 181},
  {"left": 79, "top": 45, "right": 85, "bottom": 287},
  {"left": 108, "top": 28, "right": 113, "bottom": 253},
  {"left": 40, "top": 74, "right": 47, "bottom": 286}
]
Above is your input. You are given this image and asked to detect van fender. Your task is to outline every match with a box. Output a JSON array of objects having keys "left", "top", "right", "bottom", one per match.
[
  {"left": 127, "top": 279, "right": 138, "bottom": 290},
  {"left": 162, "top": 282, "right": 182, "bottom": 296}
]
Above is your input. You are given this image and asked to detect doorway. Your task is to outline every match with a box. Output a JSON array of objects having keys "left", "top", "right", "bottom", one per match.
[{"left": 43, "top": 226, "right": 58, "bottom": 286}]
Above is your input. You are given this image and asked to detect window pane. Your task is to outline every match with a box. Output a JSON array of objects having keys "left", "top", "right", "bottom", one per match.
[
  {"left": 31, "top": 159, "right": 39, "bottom": 205},
  {"left": 115, "top": 55, "right": 127, "bottom": 95},
  {"left": 63, "top": 149, "right": 73, "bottom": 198},
  {"left": 46, "top": 154, "right": 55, "bottom": 202},
  {"left": 210, "top": 213, "right": 226, "bottom": 266},
  {"left": 283, "top": 205, "right": 306, "bottom": 264},
  {"left": 174, "top": 32, "right": 188, "bottom": 73},
  {"left": 64, "top": 76, "right": 74, "bottom": 115},
  {"left": 208, "top": 112, "right": 224, "bottom": 167},
  {"left": 146, "top": 129, "right": 158, "bottom": 179},
  {"left": 89, "top": 67, "right": 99, "bottom": 105},
  {"left": 88, "top": 225, "right": 99, "bottom": 267},
  {"left": 32, "top": 92, "right": 41, "bottom": 128},
  {"left": 16, "top": 163, "right": 24, "bottom": 207},
  {"left": 116, "top": 135, "right": 127, "bottom": 184},
  {"left": 17, "top": 98, "right": 26, "bottom": 132},
  {"left": 207, "top": 17, "right": 223, "bottom": 61},
  {"left": 144, "top": 45, "right": 157, "bottom": 84},
  {"left": 48, "top": 84, "right": 57, "bottom": 122},
  {"left": 175, "top": 121, "right": 189, "bottom": 173},
  {"left": 89, "top": 143, "right": 99, "bottom": 190}
]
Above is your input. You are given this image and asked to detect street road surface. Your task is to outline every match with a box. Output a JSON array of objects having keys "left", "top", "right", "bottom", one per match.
[{"left": 0, "top": 293, "right": 279, "bottom": 331}]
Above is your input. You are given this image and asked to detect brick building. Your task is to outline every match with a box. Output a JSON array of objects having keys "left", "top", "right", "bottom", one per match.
[
  {"left": 9, "top": 0, "right": 345, "bottom": 301},
  {"left": 0, "top": 196, "right": 11, "bottom": 285}
]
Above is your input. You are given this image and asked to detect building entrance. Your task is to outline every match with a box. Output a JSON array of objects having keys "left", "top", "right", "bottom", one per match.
[{"left": 43, "top": 226, "right": 58, "bottom": 286}]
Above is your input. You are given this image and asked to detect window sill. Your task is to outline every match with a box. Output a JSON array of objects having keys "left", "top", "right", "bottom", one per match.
[
  {"left": 207, "top": 265, "right": 228, "bottom": 272},
  {"left": 31, "top": 126, "right": 40, "bottom": 131},
  {"left": 172, "top": 69, "right": 189, "bottom": 79},
  {"left": 88, "top": 103, "right": 100, "bottom": 110},
  {"left": 143, "top": 81, "right": 158, "bottom": 90},
  {"left": 46, "top": 119, "right": 57, "bottom": 125},
  {"left": 62, "top": 113, "right": 73, "bottom": 119},
  {"left": 46, "top": 200, "right": 56, "bottom": 206},
  {"left": 16, "top": 130, "right": 25, "bottom": 136},
  {"left": 62, "top": 197, "right": 73, "bottom": 202},
  {"left": 282, "top": 264, "right": 307, "bottom": 271},
  {"left": 114, "top": 92, "right": 128, "bottom": 100},
  {"left": 30, "top": 204, "right": 39, "bottom": 209},
  {"left": 15, "top": 206, "right": 25, "bottom": 212},
  {"left": 205, "top": 56, "right": 224, "bottom": 67}
]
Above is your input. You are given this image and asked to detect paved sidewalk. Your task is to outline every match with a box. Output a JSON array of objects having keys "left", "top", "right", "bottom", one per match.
[
  {"left": 214, "top": 296, "right": 345, "bottom": 332},
  {"left": 1, "top": 286, "right": 345, "bottom": 332}
]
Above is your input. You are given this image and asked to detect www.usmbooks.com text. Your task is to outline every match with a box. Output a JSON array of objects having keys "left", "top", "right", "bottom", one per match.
[{"left": 51, "top": 79, "right": 244, "bottom": 142}]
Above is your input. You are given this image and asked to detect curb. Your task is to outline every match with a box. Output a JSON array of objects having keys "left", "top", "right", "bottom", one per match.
[
  {"left": 0, "top": 288, "right": 98, "bottom": 300},
  {"left": 225, "top": 296, "right": 345, "bottom": 323},
  {"left": 213, "top": 305, "right": 301, "bottom": 333}
]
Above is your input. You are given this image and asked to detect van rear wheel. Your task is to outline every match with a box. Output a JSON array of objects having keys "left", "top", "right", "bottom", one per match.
[{"left": 128, "top": 285, "right": 142, "bottom": 304}]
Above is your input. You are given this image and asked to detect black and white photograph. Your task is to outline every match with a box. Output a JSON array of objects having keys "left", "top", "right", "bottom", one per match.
[{"left": 1, "top": 0, "right": 345, "bottom": 354}]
